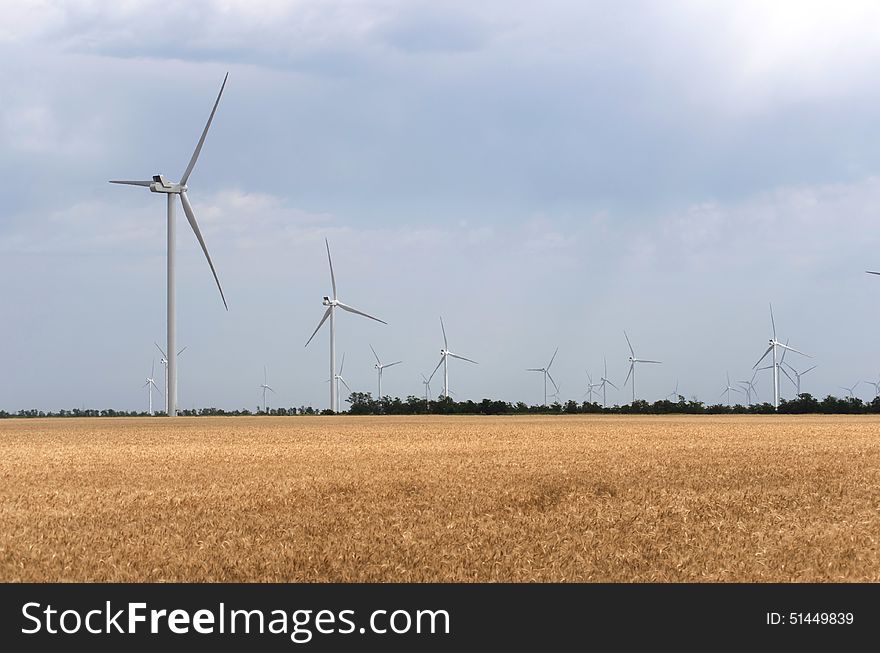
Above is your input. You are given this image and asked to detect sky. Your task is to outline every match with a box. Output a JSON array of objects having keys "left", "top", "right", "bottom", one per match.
[{"left": 3, "top": 0, "right": 880, "bottom": 412}]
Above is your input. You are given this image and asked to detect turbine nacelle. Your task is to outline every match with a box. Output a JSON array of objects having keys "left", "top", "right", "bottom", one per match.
[{"left": 148, "top": 174, "right": 185, "bottom": 194}]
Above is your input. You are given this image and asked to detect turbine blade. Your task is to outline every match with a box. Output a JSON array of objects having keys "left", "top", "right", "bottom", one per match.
[
  {"left": 866, "top": 271, "right": 880, "bottom": 276},
  {"left": 305, "top": 307, "right": 332, "bottom": 347},
  {"left": 180, "top": 72, "right": 228, "bottom": 186},
  {"left": 385, "top": 361, "right": 402, "bottom": 368},
  {"left": 769, "top": 303, "right": 776, "bottom": 340},
  {"left": 605, "top": 379, "right": 619, "bottom": 390},
  {"left": 753, "top": 345, "right": 773, "bottom": 368},
  {"left": 638, "top": 359, "right": 662, "bottom": 364},
  {"left": 337, "top": 301, "right": 387, "bottom": 324},
  {"left": 369, "top": 344, "right": 381, "bottom": 365},
  {"left": 325, "top": 238, "right": 337, "bottom": 300},
  {"left": 340, "top": 352, "right": 346, "bottom": 375},
  {"left": 339, "top": 377, "right": 352, "bottom": 392},
  {"left": 440, "top": 316, "right": 448, "bottom": 349},
  {"left": 780, "top": 366, "right": 796, "bottom": 386},
  {"left": 623, "top": 331, "right": 635, "bottom": 357},
  {"left": 179, "top": 191, "right": 227, "bottom": 310},
  {"left": 777, "top": 343, "right": 810, "bottom": 357},
  {"left": 547, "top": 346, "right": 559, "bottom": 370},
  {"left": 109, "top": 180, "right": 153, "bottom": 187},
  {"left": 624, "top": 362, "right": 633, "bottom": 386},
  {"left": 526, "top": 368, "right": 543, "bottom": 372},
  {"left": 448, "top": 352, "right": 478, "bottom": 364},
  {"left": 547, "top": 371, "right": 559, "bottom": 392},
  {"left": 267, "top": 385, "right": 276, "bottom": 394},
  {"left": 177, "top": 346, "right": 187, "bottom": 356},
  {"left": 802, "top": 365, "right": 817, "bottom": 375},
  {"left": 427, "top": 356, "right": 444, "bottom": 383},
  {"left": 155, "top": 342, "right": 167, "bottom": 358}
]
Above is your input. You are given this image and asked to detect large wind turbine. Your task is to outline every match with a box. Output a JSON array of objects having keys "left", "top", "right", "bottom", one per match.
[
  {"left": 782, "top": 361, "right": 816, "bottom": 397},
  {"left": 260, "top": 366, "right": 276, "bottom": 413},
  {"left": 584, "top": 372, "right": 602, "bottom": 404},
  {"left": 623, "top": 331, "right": 661, "bottom": 404},
  {"left": 305, "top": 239, "right": 387, "bottom": 412},
  {"left": 142, "top": 361, "right": 162, "bottom": 415},
  {"left": 719, "top": 372, "right": 742, "bottom": 407},
  {"left": 753, "top": 304, "right": 810, "bottom": 410},
  {"left": 421, "top": 373, "right": 432, "bottom": 405},
  {"left": 428, "top": 317, "right": 477, "bottom": 399},
  {"left": 839, "top": 381, "right": 859, "bottom": 399},
  {"left": 597, "top": 356, "right": 617, "bottom": 408},
  {"left": 155, "top": 342, "right": 187, "bottom": 415},
  {"left": 112, "top": 74, "right": 230, "bottom": 416},
  {"left": 370, "top": 345, "right": 401, "bottom": 400},
  {"left": 526, "top": 347, "right": 559, "bottom": 406}
]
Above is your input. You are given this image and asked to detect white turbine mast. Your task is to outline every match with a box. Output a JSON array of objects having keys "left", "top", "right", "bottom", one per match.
[
  {"left": 526, "top": 347, "right": 559, "bottom": 406},
  {"left": 112, "top": 74, "right": 230, "bottom": 417},
  {"left": 753, "top": 304, "right": 810, "bottom": 410},
  {"left": 623, "top": 331, "right": 661, "bottom": 404},
  {"left": 428, "top": 317, "right": 477, "bottom": 399},
  {"left": 260, "top": 365, "right": 276, "bottom": 413},
  {"left": 370, "top": 344, "right": 401, "bottom": 401},
  {"left": 305, "top": 239, "right": 387, "bottom": 412},
  {"left": 142, "top": 360, "right": 162, "bottom": 416}
]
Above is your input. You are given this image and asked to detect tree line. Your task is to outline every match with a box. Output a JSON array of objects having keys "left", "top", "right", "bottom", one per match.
[{"left": 3, "top": 392, "right": 880, "bottom": 418}]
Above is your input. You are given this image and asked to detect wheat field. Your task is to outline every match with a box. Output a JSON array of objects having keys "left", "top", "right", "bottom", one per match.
[{"left": 0, "top": 415, "right": 877, "bottom": 582}]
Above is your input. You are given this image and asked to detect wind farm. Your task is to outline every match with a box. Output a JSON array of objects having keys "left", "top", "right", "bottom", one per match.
[{"left": 4, "top": 2, "right": 880, "bottom": 592}]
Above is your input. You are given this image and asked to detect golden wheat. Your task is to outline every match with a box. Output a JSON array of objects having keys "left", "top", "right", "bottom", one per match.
[{"left": 0, "top": 415, "right": 877, "bottom": 582}]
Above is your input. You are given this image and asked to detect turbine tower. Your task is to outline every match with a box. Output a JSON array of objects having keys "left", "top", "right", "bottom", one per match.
[
  {"left": 421, "top": 373, "right": 431, "bottom": 405},
  {"left": 260, "top": 366, "right": 276, "bottom": 413},
  {"left": 526, "top": 347, "right": 559, "bottom": 406},
  {"left": 623, "top": 331, "right": 661, "bottom": 404},
  {"left": 719, "top": 372, "right": 742, "bottom": 406},
  {"left": 428, "top": 317, "right": 477, "bottom": 399},
  {"left": 112, "top": 74, "right": 230, "bottom": 416},
  {"left": 142, "top": 360, "right": 162, "bottom": 415},
  {"left": 753, "top": 304, "right": 810, "bottom": 410},
  {"left": 597, "top": 356, "right": 617, "bottom": 408},
  {"left": 370, "top": 344, "right": 401, "bottom": 400},
  {"left": 305, "top": 239, "right": 387, "bottom": 412}
]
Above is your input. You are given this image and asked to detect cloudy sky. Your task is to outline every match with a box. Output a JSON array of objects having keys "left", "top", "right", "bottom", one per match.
[{"left": 3, "top": 0, "right": 880, "bottom": 412}]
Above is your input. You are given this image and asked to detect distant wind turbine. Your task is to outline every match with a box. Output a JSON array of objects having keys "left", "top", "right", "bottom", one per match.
[
  {"left": 142, "top": 360, "right": 162, "bottom": 416},
  {"left": 305, "top": 239, "right": 387, "bottom": 412},
  {"left": 111, "top": 74, "right": 230, "bottom": 416},
  {"left": 864, "top": 376, "right": 880, "bottom": 398},
  {"left": 370, "top": 345, "right": 401, "bottom": 400},
  {"left": 330, "top": 353, "right": 352, "bottom": 406},
  {"left": 666, "top": 379, "right": 680, "bottom": 402},
  {"left": 428, "top": 317, "right": 477, "bottom": 399},
  {"left": 738, "top": 371, "right": 760, "bottom": 405},
  {"left": 527, "top": 347, "right": 559, "bottom": 406},
  {"left": 839, "top": 381, "right": 859, "bottom": 399},
  {"left": 753, "top": 304, "right": 810, "bottom": 410},
  {"left": 597, "top": 356, "right": 617, "bottom": 408},
  {"left": 623, "top": 331, "right": 661, "bottom": 404},
  {"left": 260, "top": 366, "right": 276, "bottom": 413},
  {"left": 782, "top": 362, "right": 816, "bottom": 397},
  {"left": 421, "top": 373, "right": 432, "bottom": 405},
  {"left": 155, "top": 342, "right": 187, "bottom": 415},
  {"left": 719, "top": 372, "right": 743, "bottom": 406},
  {"left": 584, "top": 372, "right": 602, "bottom": 404}
]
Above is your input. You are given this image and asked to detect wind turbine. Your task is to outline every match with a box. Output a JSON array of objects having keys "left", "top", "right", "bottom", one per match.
[
  {"left": 421, "top": 373, "right": 432, "bottom": 405},
  {"left": 623, "top": 331, "right": 661, "bottom": 404},
  {"left": 142, "top": 360, "right": 162, "bottom": 415},
  {"left": 370, "top": 344, "right": 401, "bottom": 400},
  {"left": 738, "top": 371, "right": 760, "bottom": 405},
  {"left": 111, "top": 74, "right": 230, "bottom": 417},
  {"left": 328, "top": 353, "right": 352, "bottom": 406},
  {"left": 584, "top": 372, "right": 602, "bottom": 404},
  {"left": 719, "top": 372, "right": 743, "bottom": 406},
  {"left": 666, "top": 379, "right": 680, "bottom": 402},
  {"left": 753, "top": 304, "right": 810, "bottom": 410},
  {"left": 782, "top": 362, "right": 816, "bottom": 397},
  {"left": 155, "top": 342, "right": 187, "bottom": 415},
  {"left": 259, "top": 366, "right": 276, "bottom": 413},
  {"left": 428, "top": 317, "right": 477, "bottom": 399},
  {"left": 839, "top": 381, "right": 859, "bottom": 399},
  {"left": 526, "top": 347, "right": 559, "bottom": 406},
  {"left": 305, "top": 239, "right": 387, "bottom": 412},
  {"left": 597, "top": 356, "right": 617, "bottom": 408}
]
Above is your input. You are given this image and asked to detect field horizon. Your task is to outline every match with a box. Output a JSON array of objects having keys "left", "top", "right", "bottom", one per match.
[{"left": 1, "top": 415, "right": 877, "bottom": 582}]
